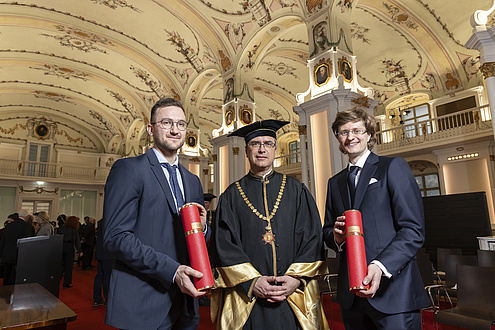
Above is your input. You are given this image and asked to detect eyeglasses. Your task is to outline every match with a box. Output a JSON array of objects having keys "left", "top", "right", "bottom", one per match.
[
  {"left": 151, "top": 118, "right": 187, "bottom": 131},
  {"left": 336, "top": 128, "right": 367, "bottom": 138},
  {"left": 247, "top": 141, "right": 276, "bottom": 149}
]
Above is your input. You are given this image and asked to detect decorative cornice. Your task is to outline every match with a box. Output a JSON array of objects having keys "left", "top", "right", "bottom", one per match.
[{"left": 19, "top": 186, "right": 59, "bottom": 194}]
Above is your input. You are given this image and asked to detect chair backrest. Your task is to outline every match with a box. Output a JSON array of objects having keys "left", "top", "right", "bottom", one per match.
[
  {"left": 325, "top": 256, "right": 339, "bottom": 292},
  {"left": 477, "top": 249, "right": 495, "bottom": 267},
  {"left": 436, "top": 247, "right": 462, "bottom": 271},
  {"left": 456, "top": 264, "right": 495, "bottom": 313},
  {"left": 444, "top": 255, "right": 477, "bottom": 288},
  {"left": 416, "top": 252, "right": 435, "bottom": 286}
]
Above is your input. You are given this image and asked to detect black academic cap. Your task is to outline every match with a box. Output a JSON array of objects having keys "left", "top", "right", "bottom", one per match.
[
  {"left": 203, "top": 193, "right": 217, "bottom": 202},
  {"left": 228, "top": 119, "right": 289, "bottom": 143}
]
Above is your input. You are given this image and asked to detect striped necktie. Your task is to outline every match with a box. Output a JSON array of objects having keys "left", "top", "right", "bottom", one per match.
[
  {"left": 348, "top": 165, "right": 359, "bottom": 206},
  {"left": 161, "top": 163, "right": 184, "bottom": 209}
]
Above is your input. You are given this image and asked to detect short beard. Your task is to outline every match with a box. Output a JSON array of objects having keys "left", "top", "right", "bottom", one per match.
[{"left": 155, "top": 138, "right": 184, "bottom": 152}]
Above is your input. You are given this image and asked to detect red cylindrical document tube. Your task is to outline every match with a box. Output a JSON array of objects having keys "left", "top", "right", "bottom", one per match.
[
  {"left": 179, "top": 203, "right": 214, "bottom": 291},
  {"left": 344, "top": 209, "right": 369, "bottom": 293}
]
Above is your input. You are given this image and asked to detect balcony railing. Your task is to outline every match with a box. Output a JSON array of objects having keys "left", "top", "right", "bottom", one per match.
[
  {"left": 0, "top": 159, "right": 110, "bottom": 184},
  {"left": 274, "top": 152, "right": 301, "bottom": 170},
  {"left": 377, "top": 105, "right": 493, "bottom": 152}
]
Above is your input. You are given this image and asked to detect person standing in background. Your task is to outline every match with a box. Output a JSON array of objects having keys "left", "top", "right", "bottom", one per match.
[
  {"left": 35, "top": 211, "right": 54, "bottom": 236},
  {"left": 0, "top": 210, "right": 33, "bottom": 285},
  {"left": 203, "top": 193, "right": 216, "bottom": 228},
  {"left": 93, "top": 218, "right": 113, "bottom": 307},
  {"left": 77, "top": 217, "right": 88, "bottom": 267},
  {"left": 24, "top": 214, "right": 36, "bottom": 236},
  {"left": 81, "top": 217, "right": 96, "bottom": 270},
  {"left": 58, "top": 216, "right": 82, "bottom": 288}
]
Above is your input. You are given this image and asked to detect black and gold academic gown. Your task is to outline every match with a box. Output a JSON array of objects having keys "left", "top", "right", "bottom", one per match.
[{"left": 210, "top": 171, "right": 329, "bottom": 330}]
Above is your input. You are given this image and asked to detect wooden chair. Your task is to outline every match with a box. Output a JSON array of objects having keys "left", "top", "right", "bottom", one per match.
[
  {"left": 443, "top": 254, "right": 477, "bottom": 299},
  {"left": 436, "top": 265, "right": 495, "bottom": 329},
  {"left": 416, "top": 252, "right": 452, "bottom": 328},
  {"left": 435, "top": 247, "right": 461, "bottom": 279},
  {"left": 322, "top": 256, "right": 339, "bottom": 329},
  {"left": 477, "top": 249, "right": 495, "bottom": 267}
]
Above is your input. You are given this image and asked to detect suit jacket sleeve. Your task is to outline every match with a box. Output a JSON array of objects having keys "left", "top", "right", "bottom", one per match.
[
  {"left": 103, "top": 158, "right": 180, "bottom": 287},
  {"left": 374, "top": 157, "right": 425, "bottom": 277},
  {"left": 323, "top": 174, "right": 341, "bottom": 252}
]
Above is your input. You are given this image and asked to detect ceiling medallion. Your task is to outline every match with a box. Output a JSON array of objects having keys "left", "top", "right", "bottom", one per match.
[{"left": 267, "top": 25, "right": 285, "bottom": 35}]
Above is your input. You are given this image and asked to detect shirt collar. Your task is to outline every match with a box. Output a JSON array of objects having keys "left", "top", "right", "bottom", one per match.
[
  {"left": 348, "top": 149, "right": 371, "bottom": 170},
  {"left": 152, "top": 148, "right": 179, "bottom": 166}
]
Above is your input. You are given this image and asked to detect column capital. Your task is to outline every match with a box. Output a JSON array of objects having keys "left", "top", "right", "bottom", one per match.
[
  {"left": 481, "top": 62, "right": 495, "bottom": 78},
  {"left": 298, "top": 125, "right": 307, "bottom": 136}
]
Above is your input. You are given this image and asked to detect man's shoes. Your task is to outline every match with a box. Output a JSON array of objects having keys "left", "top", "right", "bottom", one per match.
[
  {"left": 63, "top": 284, "right": 73, "bottom": 288},
  {"left": 93, "top": 301, "right": 105, "bottom": 307}
]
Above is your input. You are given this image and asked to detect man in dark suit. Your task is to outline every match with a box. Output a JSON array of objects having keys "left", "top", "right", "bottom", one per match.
[
  {"left": 203, "top": 193, "right": 216, "bottom": 227},
  {"left": 92, "top": 218, "right": 113, "bottom": 307},
  {"left": 103, "top": 98, "right": 209, "bottom": 329},
  {"left": 0, "top": 210, "right": 33, "bottom": 285},
  {"left": 323, "top": 108, "right": 429, "bottom": 329},
  {"left": 81, "top": 217, "right": 96, "bottom": 270}
]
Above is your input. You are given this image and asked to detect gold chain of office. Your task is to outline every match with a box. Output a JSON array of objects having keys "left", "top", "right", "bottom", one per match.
[{"left": 235, "top": 174, "right": 287, "bottom": 222}]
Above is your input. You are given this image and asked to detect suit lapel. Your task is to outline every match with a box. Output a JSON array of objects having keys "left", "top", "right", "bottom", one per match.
[
  {"left": 353, "top": 152, "right": 378, "bottom": 209},
  {"left": 177, "top": 164, "right": 190, "bottom": 203},
  {"left": 146, "top": 149, "right": 178, "bottom": 213},
  {"left": 338, "top": 170, "right": 351, "bottom": 210}
]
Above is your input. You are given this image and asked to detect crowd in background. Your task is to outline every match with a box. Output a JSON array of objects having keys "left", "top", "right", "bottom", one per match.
[{"left": 0, "top": 211, "right": 109, "bottom": 305}]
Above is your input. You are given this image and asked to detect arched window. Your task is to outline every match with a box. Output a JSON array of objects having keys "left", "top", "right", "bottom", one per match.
[
  {"left": 288, "top": 140, "right": 300, "bottom": 164},
  {"left": 409, "top": 160, "right": 440, "bottom": 197}
]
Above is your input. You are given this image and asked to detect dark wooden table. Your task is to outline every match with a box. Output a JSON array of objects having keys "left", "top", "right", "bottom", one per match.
[{"left": 0, "top": 283, "right": 76, "bottom": 329}]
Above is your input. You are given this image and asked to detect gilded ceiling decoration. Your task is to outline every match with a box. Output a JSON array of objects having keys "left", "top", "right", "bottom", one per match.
[{"left": 0, "top": 0, "right": 492, "bottom": 157}]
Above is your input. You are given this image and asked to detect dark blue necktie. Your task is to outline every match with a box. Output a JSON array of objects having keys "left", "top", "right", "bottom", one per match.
[
  {"left": 348, "top": 166, "right": 359, "bottom": 206},
  {"left": 161, "top": 163, "right": 184, "bottom": 209}
]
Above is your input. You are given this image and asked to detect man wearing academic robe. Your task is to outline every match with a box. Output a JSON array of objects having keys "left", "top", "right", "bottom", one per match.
[
  {"left": 210, "top": 120, "right": 329, "bottom": 330},
  {"left": 203, "top": 193, "right": 217, "bottom": 228}
]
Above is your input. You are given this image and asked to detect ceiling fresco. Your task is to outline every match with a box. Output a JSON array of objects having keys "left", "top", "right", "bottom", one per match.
[{"left": 0, "top": 0, "right": 493, "bottom": 156}]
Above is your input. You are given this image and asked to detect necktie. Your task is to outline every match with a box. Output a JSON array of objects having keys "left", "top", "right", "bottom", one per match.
[
  {"left": 162, "top": 163, "right": 184, "bottom": 209},
  {"left": 348, "top": 165, "right": 359, "bottom": 206}
]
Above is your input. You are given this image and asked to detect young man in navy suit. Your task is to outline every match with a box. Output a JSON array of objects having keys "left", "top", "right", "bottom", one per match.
[
  {"left": 103, "top": 98, "right": 209, "bottom": 329},
  {"left": 323, "top": 108, "right": 429, "bottom": 329}
]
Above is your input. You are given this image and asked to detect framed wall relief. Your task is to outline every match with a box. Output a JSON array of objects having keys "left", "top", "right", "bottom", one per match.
[
  {"left": 240, "top": 108, "right": 252, "bottom": 125},
  {"left": 225, "top": 108, "right": 234, "bottom": 127},
  {"left": 35, "top": 124, "right": 49, "bottom": 139},
  {"left": 338, "top": 57, "right": 353, "bottom": 83},
  {"left": 224, "top": 78, "right": 234, "bottom": 103},
  {"left": 186, "top": 132, "right": 197, "bottom": 148},
  {"left": 314, "top": 63, "right": 330, "bottom": 86}
]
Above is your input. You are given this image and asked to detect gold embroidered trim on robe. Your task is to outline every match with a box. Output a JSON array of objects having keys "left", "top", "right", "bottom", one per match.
[
  {"left": 211, "top": 261, "right": 329, "bottom": 330},
  {"left": 286, "top": 261, "right": 330, "bottom": 330},
  {"left": 211, "top": 263, "right": 260, "bottom": 329}
]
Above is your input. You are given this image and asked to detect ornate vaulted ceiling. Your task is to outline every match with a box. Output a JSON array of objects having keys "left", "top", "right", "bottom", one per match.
[{"left": 0, "top": 0, "right": 491, "bottom": 157}]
